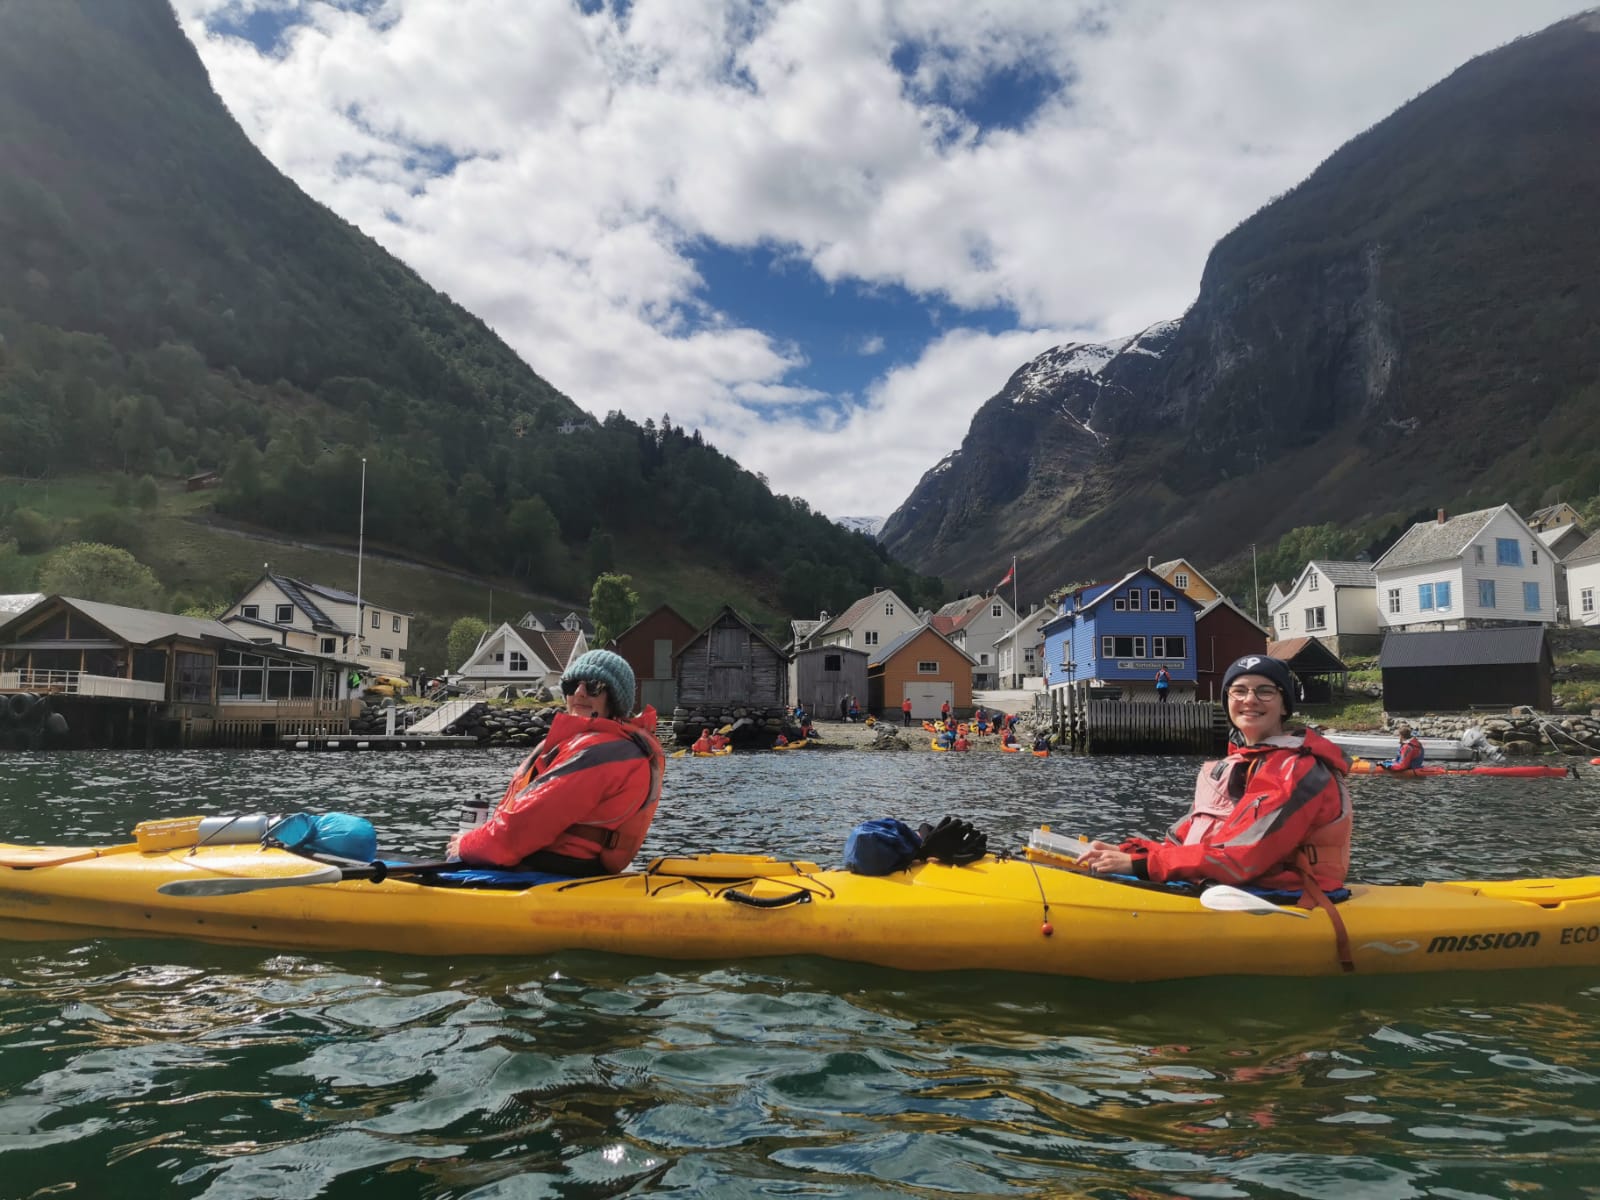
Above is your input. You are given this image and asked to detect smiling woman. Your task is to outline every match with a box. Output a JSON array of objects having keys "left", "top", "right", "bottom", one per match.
[{"left": 1077, "top": 655, "right": 1353, "bottom": 902}]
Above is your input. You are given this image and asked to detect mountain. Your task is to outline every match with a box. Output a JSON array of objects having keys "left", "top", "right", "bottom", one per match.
[
  {"left": 881, "top": 11, "right": 1600, "bottom": 596},
  {"left": 0, "top": 0, "right": 941, "bottom": 629},
  {"left": 835, "top": 516, "right": 885, "bottom": 539}
]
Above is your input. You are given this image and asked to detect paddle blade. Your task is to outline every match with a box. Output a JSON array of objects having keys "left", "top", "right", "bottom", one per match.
[
  {"left": 1199, "top": 885, "right": 1312, "bottom": 918},
  {"left": 157, "top": 865, "right": 343, "bottom": 897}
]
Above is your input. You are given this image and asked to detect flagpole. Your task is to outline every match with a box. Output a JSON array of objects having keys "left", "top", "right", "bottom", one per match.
[{"left": 355, "top": 457, "right": 367, "bottom": 668}]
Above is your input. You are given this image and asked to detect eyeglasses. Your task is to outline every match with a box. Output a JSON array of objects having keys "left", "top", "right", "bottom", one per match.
[
  {"left": 561, "top": 677, "right": 608, "bottom": 697},
  {"left": 1226, "top": 685, "right": 1283, "bottom": 702}
]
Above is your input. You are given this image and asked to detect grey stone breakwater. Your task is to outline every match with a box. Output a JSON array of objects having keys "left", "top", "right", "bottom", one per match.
[{"left": 1385, "top": 710, "right": 1600, "bottom": 757}]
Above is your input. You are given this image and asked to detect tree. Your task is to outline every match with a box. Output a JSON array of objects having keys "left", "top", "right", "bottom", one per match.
[
  {"left": 586, "top": 527, "right": 615, "bottom": 577},
  {"left": 37, "top": 542, "right": 163, "bottom": 608},
  {"left": 133, "top": 474, "right": 160, "bottom": 510},
  {"left": 6, "top": 507, "right": 55, "bottom": 555},
  {"left": 589, "top": 573, "right": 639, "bottom": 646},
  {"left": 506, "top": 495, "right": 560, "bottom": 577},
  {"left": 0, "top": 539, "right": 33, "bottom": 591},
  {"left": 446, "top": 616, "right": 490, "bottom": 671}
]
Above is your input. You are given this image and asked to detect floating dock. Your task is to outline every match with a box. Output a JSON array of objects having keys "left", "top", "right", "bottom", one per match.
[{"left": 282, "top": 734, "right": 480, "bottom": 751}]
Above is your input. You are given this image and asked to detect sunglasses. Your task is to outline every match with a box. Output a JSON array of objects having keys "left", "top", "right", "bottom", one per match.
[{"left": 561, "top": 677, "right": 608, "bottom": 698}]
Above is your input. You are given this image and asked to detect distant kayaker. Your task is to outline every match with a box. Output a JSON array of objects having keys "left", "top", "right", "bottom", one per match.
[
  {"left": 1031, "top": 733, "right": 1050, "bottom": 752},
  {"left": 940, "top": 699, "right": 951, "bottom": 725},
  {"left": 692, "top": 728, "right": 714, "bottom": 754},
  {"left": 1382, "top": 726, "right": 1424, "bottom": 772},
  {"left": 902, "top": 696, "right": 913, "bottom": 726},
  {"left": 709, "top": 731, "right": 730, "bottom": 751},
  {"left": 1078, "top": 654, "right": 1352, "bottom": 900},
  {"left": 448, "top": 650, "right": 664, "bottom": 877},
  {"left": 953, "top": 730, "right": 971, "bottom": 751}
]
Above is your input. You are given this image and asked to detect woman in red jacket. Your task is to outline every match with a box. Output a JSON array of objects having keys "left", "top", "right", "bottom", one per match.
[
  {"left": 1078, "top": 655, "right": 1350, "bottom": 894},
  {"left": 447, "top": 650, "right": 665, "bottom": 876}
]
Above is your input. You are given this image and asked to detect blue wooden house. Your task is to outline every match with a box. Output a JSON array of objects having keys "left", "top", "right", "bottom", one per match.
[{"left": 1041, "top": 567, "right": 1202, "bottom": 700}]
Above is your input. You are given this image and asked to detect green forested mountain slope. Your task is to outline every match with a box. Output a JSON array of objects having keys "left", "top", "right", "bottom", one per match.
[
  {"left": 0, "top": 0, "right": 940, "bottom": 628},
  {"left": 882, "top": 11, "right": 1600, "bottom": 595}
]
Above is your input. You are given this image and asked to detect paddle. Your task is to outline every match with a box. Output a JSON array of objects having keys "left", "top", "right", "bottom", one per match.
[
  {"left": 1199, "top": 885, "right": 1312, "bottom": 918},
  {"left": 157, "top": 859, "right": 456, "bottom": 898}
]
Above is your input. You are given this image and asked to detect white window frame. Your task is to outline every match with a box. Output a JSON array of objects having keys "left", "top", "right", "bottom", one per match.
[
  {"left": 1113, "top": 597, "right": 1126, "bottom": 611},
  {"left": 371, "top": 610, "right": 381, "bottom": 628},
  {"left": 864, "top": 630, "right": 879, "bottom": 646},
  {"left": 1308, "top": 571, "right": 1319, "bottom": 591},
  {"left": 1474, "top": 544, "right": 1485, "bottom": 564},
  {"left": 1278, "top": 612, "right": 1289, "bottom": 630},
  {"left": 1387, "top": 588, "right": 1401, "bottom": 615},
  {"left": 275, "top": 603, "right": 293, "bottom": 624},
  {"left": 1164, "top": 599, "right": 1177, "bottom": 611},
  {"left": 916, "top": 660, "right": 938, "bottom": 674},
  {"left": 392, "top": 615, "right": 401, "bottom": 632},
  {"left": 1306, "top": 606, "right": 1326, "bottom": 630},
  {"left": 884, "top": 602, "right": 895, "bottom": 617},
  {"left": 1175, "top": 572, "right": 1189, "bottom": 590},
  {"left": 1127, "top": 589, "right": 1141, "bottom": 612},
  {"left": 1100, "top": 635, "right": 1114, "bottom": 658},
  {"left": 991, "top": 603, "right": 1002, "bottom": 618},
  {"left": 509, "top": 651, "right": 527, "bottom": 671},
  {"left": 1148, "top": 587, "right": 1161, "bottom": 610},
  {"left": 380, "top": 648, "right": 394, "bottom": 660},
  {"left": 1582, "top": 587, "right": 1595, "bottom": 615},
  {"left": 241, "top": 604, "right": 259, "bottom": 620}
]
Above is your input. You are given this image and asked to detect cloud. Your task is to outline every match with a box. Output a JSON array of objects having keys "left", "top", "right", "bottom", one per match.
[{"left": 171, "top": 0, "right": 1590, "bottom": 519}]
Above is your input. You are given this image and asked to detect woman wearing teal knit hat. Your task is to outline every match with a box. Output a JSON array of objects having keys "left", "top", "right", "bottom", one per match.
[{"left": 448, "top": 649, "right": 664, "bottom": 876}]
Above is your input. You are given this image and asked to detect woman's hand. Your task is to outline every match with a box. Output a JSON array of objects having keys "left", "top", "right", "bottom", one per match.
[
  {"left": 446, "top": 833, "right": 463, "bottom": 859},
  {"left": 1077, "top": 841, "right": 1133, "bottom": 875}
]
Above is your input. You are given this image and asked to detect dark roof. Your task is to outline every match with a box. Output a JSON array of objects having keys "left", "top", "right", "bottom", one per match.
[
  {"left": 814, "top": 589, "right": 908, "bottom": 637},
  {"left": 2, "top": 596, "right": 246, "bottom": 647},
  {"left": 674, "top": 605, "right": 789, "bottom": 662},
  {"left": 265, "top": 574, "right": 342, "bottom": 634},
  {"left": 1076, "top": 567, "right": 1203, "bottom": 616},
  {"left": 1565, "top": 528, "right": 1600, "bottom": 564},
  {"left": 870, "top": 623, "right": 975, "bottom": 669},
  {"left": 794, "top": 643, "right": 869, "bottom": 659},
  {"left": 1266, "top": 637, "right": 1348, "bottom": 674},
  {"left": 1374, "top": 507, "right": 1503, "bottom": 570},
  {"left": 1303, "top": 560, "right": 1375, "bottom": 589},
  {"left": 1379, "top": 626, "right": 1548, "bottom": 669},
  {"left": 1196, "top": 595, "right": 1268, "bottom": 635}
]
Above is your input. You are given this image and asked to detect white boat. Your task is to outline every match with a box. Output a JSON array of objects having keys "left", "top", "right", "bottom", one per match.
[{"left": 1317, "top": 730, "right": 1488, "bottom": 763}]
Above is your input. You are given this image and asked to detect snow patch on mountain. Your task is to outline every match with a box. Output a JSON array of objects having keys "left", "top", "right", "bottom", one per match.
[{"left": 836, "top": 515, "right": 884, "bottom": 538}]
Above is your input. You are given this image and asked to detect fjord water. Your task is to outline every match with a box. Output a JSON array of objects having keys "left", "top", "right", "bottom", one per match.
[{"left": 4, "top": 749, "right": 1600, "bottom": 1199}]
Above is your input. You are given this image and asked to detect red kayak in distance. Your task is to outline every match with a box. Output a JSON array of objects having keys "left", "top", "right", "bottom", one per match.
[{"left": 1348, "top": 759, "right": 1574, "bottom": 779}]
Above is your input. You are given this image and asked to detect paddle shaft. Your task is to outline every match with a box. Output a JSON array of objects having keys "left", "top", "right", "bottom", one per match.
[{"left": 157, "top": 858, "right": 458, "bottom": 898}]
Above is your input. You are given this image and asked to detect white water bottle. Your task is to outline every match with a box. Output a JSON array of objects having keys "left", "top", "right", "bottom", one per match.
[{"left": 456, "top": 794, "right": 490, "bottom": 837}]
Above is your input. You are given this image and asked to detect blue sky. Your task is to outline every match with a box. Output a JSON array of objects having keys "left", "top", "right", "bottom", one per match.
[{"left": 175, "top": 0, "right": 1589, "bottom": 519}]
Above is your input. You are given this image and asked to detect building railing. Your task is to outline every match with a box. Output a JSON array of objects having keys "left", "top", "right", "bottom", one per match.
[{"left": 0, "top": 669, "right": 166, "bottom": 702}]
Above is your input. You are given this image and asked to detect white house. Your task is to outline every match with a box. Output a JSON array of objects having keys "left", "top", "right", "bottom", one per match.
[
  {"left": 994, "top": 605, "right": 1053, "bottom": 689},
  {"left": 1371, "top": 506, "right": 1556, "bottom": 632},
  {"left": 810, "top": 588, "right": 921, "bottom": 656},
  {"left": 1564, "top": 530, "right": 1600, "bottom": 627},
  {"left": 454, "top": 622, "right": 587, "bottom": 690},
  {"left": 933, "top": 594, "right": 1019, "bottom": 689},
  {"left": 221, "top": 572, "right": 411, "bottom": 676},
  {"left": 1268, "top": 560, "right": 1380, "bottom": 656}
]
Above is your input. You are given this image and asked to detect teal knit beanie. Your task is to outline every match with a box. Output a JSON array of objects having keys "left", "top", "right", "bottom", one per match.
[{"left": 562, "top": 649, "right": 637, "bottom": 717}]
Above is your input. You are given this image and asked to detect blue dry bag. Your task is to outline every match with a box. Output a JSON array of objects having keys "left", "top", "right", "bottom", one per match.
[
  {"left": 842, "top": 817, "right": 921, "bottom": 875},
  {"left": 268, "top": 812, "right": 378, "bottom": 862}
]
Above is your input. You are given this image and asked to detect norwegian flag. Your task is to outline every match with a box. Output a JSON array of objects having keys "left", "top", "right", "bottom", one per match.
[{"left": 993, "top": 561, "right": 1015, "bottom": 592}]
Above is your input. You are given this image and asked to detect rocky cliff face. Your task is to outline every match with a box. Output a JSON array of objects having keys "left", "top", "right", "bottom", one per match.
[{"left": 881, "top": 11, "right": 1600, "bottom": 594}]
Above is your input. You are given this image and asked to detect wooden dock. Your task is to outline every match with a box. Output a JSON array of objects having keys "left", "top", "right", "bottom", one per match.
[{"left": 1047, "top": 683, "right": 1230, "bottom": 754}]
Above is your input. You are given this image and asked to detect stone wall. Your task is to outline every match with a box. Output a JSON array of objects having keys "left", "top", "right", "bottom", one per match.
[{"left": 1384, "top": 709, "right": 1600, "bottom": 757}]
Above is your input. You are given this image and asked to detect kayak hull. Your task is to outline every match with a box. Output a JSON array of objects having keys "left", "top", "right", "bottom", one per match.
[
  {"left": 1349, "top": 760, "right": 1572, "bottom": 779},
  {"left": 4, "top": 837, "right": 1600, "bottom": 980}
]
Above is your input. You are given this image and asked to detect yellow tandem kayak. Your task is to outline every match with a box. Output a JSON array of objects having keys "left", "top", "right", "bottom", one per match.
[{"left": 2, "top": 822, "right": 1599, "bottom": 981}]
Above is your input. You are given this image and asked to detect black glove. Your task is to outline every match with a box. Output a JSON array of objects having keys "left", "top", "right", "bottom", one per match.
[{"left": 913, "top": 816, "right": 988, "bottom": 866}]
